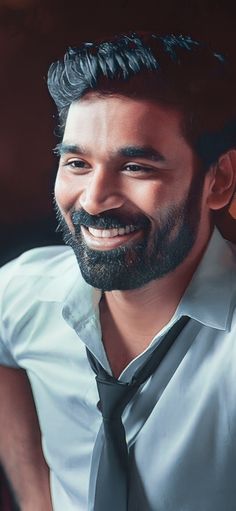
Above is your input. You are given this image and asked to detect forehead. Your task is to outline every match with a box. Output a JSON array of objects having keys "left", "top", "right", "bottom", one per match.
[{"left": 62, "top": 94, "right": 192, "bottom": 163}]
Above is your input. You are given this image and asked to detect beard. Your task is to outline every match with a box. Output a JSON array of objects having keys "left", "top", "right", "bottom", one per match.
[{"left": 54, "top": 171, "right": 205, "bottom": 291}]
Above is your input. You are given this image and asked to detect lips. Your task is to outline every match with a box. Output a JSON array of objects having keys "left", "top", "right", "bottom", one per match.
[
  {"left": 80, "top": 225, "right": 143, "bottom": 250},
  {"left": 87, "top": 225, "right": 137, "bottom": 238}
]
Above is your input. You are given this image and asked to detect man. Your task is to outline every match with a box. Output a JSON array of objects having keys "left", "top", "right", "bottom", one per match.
[{"left": 0, "top": 32, "right": 236, "bottom": 511}]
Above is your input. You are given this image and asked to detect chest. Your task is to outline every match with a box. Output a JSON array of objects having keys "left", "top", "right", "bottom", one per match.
[
  {"left": 13, "top": 301, "right": 236, "bottom": 509},
  {"left": 99, "top": 303, "right": 158, "bottom": 378}
]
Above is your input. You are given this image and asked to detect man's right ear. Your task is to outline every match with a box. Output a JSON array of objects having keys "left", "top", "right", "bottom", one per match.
[{"left": 206, "top": 149, "right": 236, "bottom": 212}]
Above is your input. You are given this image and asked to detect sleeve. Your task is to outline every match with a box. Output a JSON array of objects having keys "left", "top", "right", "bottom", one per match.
[
  {"left": 230, "top": 243, "right": 236, "bottom": 255},
  {"left": 0, "top": 259, "right": 20, "bottom": 368}
]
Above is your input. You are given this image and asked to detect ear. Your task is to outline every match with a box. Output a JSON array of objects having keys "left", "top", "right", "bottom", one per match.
[{"left": 206, "top": 149, "right": 236, "bottom": 211}]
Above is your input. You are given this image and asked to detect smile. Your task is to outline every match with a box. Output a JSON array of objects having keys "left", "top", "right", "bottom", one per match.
[
  {"left": 80, "top": 225, "right": 143, "bottom": 250},
  {"left": 87, "top": 225, "right": 137, "bottom": 238}
]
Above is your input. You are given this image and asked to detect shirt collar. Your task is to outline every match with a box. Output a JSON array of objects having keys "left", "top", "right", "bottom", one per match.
[
  {"left": 39, "top": 227, "right": 235, "bottom": 335},
  {"left": 177, "top": 228, "right": 236, "bottom": 330}
]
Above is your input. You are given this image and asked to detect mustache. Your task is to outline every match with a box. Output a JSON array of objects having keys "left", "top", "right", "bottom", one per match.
[{"left": 71, "top": 208, "right": 149, "bottom": 231}]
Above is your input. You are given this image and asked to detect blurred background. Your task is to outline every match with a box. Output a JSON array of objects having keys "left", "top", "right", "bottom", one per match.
[
  {"left": 0, "top": 0, "right": 236, "bottom": 508},
  {"left": 0, "top": 0, "right": 236, "bottom": 268}
]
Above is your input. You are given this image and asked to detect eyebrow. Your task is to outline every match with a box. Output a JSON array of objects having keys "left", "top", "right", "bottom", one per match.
[
  {"left": 55, "top": 143, "right": 165, "bottom": 162},
  {"left": 118, "top": 145, "right": 165, "bottom": 162},
  {"left": 54, "top": 143, "right": 86, "bottom": 156}
]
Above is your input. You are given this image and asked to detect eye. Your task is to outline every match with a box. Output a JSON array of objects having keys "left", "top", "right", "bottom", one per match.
[
  {"left": 62, "top": 159, "right": 90, "bottom": 172},
  {"left": 124, "top": 164, "right": 154, "bottom": 173}
]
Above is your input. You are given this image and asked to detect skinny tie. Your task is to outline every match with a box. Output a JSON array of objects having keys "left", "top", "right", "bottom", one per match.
[{"left": 87, "top": 315, "right": 190, "bottom": 511}]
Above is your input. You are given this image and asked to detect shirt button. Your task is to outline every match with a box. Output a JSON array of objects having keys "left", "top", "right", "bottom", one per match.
[{"left": 97, "top": 400, "right": 102, "bottom": 412}]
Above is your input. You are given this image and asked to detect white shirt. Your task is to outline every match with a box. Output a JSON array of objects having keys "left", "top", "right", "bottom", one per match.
[{"left": 0, "top": 228, "right": 236, "bottom": 511}]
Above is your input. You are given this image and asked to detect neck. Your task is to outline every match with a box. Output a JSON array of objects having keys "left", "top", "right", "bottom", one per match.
[{"left": 99, "top": 229, "right": 212, "bottom": 374}]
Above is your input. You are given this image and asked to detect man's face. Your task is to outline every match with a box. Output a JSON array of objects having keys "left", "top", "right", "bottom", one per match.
[{"left": 55, "top": 93, "right": 207, "bottom": 291}]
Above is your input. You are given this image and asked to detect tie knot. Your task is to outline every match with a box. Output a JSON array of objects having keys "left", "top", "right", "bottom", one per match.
[
  {"left": 96, "top": 376, "right": 138, "bottom": 421},
  {"left": 87, "top": 316, "right": 190, "bottom": 422}
]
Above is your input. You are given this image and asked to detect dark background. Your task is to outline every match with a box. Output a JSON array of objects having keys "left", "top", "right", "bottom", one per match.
[
  {"left": 0, "top": 1, "right": 236, "bottom": 508},
  {"left": 1, "top": 0, "right": 236, "bottom": 266}
]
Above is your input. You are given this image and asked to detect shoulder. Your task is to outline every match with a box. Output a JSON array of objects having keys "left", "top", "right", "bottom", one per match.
[
  {"left": 0, "top": 245, "right": 74, "bottom": 276},
  {"left": 0, "top": 245, "right": 79, "bottom": 365},
  {"left": 0, "top": 245, "right": 75, "bottom": 280},
  {"left": 228, "top": 241, "right": 236, "bottom": 256},
  {"left": 0, "top": 245, "right": 78, "bottom": 307}
]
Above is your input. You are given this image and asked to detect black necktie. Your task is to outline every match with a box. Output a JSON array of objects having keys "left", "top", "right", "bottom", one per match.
[{"left": 86, "top": 315, "right": 190, "bottom": 511}]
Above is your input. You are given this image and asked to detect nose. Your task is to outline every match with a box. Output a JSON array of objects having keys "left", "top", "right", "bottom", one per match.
[{"left": 79, "top": 166, "right": 125, "bottom": 215}]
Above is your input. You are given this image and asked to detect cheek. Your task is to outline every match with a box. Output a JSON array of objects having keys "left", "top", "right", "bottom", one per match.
[
  {"left": 139, "top": 181, "right": 171, "bottom": 215},
  {"left": 139, "top": 180, "right": 189, "bottom": 229},
  {"left": 54, "top": 172, "right": 80, "bottom": 212},
  {"left": 54, "top": 173, "right": 81, "bottom": 233}
]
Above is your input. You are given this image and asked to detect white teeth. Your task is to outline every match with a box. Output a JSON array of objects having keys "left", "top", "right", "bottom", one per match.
[
  {"left": 88, "top": 225, "right": 137, "bottom": 238},
  {"left": 117, "top": 228, "right": 125, "bottom": 236}
]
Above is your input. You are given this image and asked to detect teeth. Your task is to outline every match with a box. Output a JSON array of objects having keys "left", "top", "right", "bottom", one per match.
[{"left": 88, "top": 225, "right": 137, "bottom": 238}]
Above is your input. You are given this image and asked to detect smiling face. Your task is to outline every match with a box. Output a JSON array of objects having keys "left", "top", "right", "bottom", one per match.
[{"left": 55, "top": 93, "right": 210, "bottom": 291}]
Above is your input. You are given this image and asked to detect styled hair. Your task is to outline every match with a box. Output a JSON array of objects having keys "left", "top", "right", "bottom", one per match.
[{"left": 47, "top": 32, "right": 236, "bottom": 169}]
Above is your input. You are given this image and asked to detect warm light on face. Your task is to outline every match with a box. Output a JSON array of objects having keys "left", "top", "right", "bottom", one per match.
[{"left": 54, "top": 94, "right": 207, "bottom": 290}]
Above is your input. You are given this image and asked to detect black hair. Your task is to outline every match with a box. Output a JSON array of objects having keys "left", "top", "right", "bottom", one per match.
[{"left": 47, "top": 32, "right": 236, "bottom": 169}]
